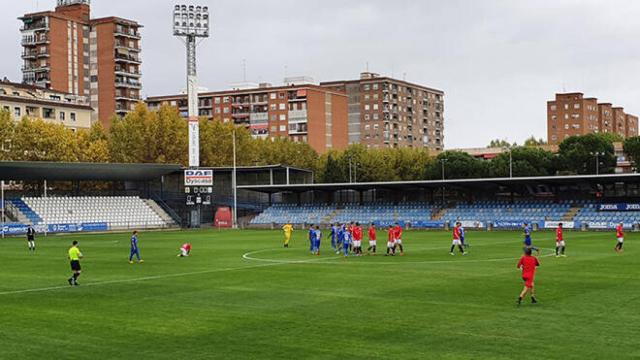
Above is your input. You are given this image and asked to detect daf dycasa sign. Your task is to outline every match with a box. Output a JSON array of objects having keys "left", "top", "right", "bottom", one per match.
[{"left": 184, "top": 170, "right": 213, "bottom": 186}]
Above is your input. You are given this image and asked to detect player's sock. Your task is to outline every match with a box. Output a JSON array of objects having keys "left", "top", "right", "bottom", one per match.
[
  {"left": 555, "top": 247, "right": 559, "bottom": 256},
  {"left": 398, "top": 244, "right": 404, "bottom": 253},
  {"left": 531, "top": 297, "right": 537, "bottom": 304},
  {"left": 561, "top": 247, "right": 566, "bottom": 255},
  {"left": 517, "top": 297, "right": 522, "bottom": 305},
  {"left": 458, "top": 245, "right": 465, "bottom": 253},
  {"left": 372, "top": 245, "right": 376, "bottom": 254},
  {"left": 450, "top": 245, "right": 455, "bottom": 253}
]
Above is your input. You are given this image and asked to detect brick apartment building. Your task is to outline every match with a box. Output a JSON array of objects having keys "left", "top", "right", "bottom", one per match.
[
  {"left": 146, "top": 82, "right": 348, "bottom": 154},
  {"left": 19, "top": 0, "right": 142, "bottom": 127},
  {"left": 547, "top": 93, "right": 638, "bottom": 145},
  {"left": 320, "top": 72, "right": 445, "bottom": 151}
]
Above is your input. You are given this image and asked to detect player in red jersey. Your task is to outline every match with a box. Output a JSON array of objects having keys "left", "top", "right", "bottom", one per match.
[
  {"left": 555, "top": 223, "right": 566, "bottom": 257},
  {"left": 386, "top": 226, "right": 396, "bottom": 256},
  {"left": 449, "top": 222, "right": 466, "bottom": 256},
  {"left": 615, "top": 222, "right": 625, "bottom": 253},
  {"left": 517, "top": 247, "right": 540, "bottom": 305},
  {"left": 367, "top": 223, "right": 377, "bottom": 255},
  {"left": 178, "top": 243, "right": 192, "bottom": 257},
  {"left": 352, "top": 222, "right": 363, "bottom": 256},
  {"left": 393, "top": 223, "right": 405, "bottom": 256}
]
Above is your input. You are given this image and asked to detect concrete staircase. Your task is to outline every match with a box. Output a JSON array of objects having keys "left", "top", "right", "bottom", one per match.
[
  {"left": 562, "top": 206, "right": 582, "bottom": 221},
  {"left": 144, "top": 199, "right": 178, "bottom": 227},
  {"left": 5, "top": 202, "right": 30, "bottom": 224},
  {"left": 431, "top": 208, "right": 448, "bottom": 220}
]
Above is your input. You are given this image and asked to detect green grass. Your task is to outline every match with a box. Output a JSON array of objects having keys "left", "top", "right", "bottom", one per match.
[{"left": 0, "top": 229, "right": 638, "bottom": 359}]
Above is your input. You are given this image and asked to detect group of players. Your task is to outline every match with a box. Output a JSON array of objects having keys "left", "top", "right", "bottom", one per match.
[
  {"left": 283, "top": 219, "right": 628, "bottom": 306},
  {"left": 282, "top": 222, "right": 405, "bottom": 257}
]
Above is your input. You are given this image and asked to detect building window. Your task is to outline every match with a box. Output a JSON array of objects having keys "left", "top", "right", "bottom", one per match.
[
  {"left": 574, "top": 103, "right": 580, "bottom": 109},
  {"left": 564, "top": 104, "right": 569, "bottom": 110},
  {"left": 270, "top": 115, "right": 277, "bottom": 121},
  {"left": 279, "top": 114, "right": 286, "bottom": 121},
  {"left": 550, "top": 105, "right": 556, "bottom": 111},
  {"left": 223, "top": 97, "right": 230, "bottom": 103},
  {"left": 364, "top": 114, "right": 370, "bottom": 121},
  {"left": 279, "top": 125, "right": 286, "bottom": 132},
  {"left": 372, "top": 84, "right": 379, "bottom": 90},
  {"left": 373, "top": 104, "right": 379, "bottom": 110},
  {"left": 223, "top": 108, "right": 230, "bottom": 114},
  {"left": 60, "top": 112, "right": 65, "bottom": 120},
  {"left": 14, "top": 107, "right": 21, "bottom": 117},
  {"left": 215, "top": 108, "right": 221, "bottom": 114},
  {"left": 363, "top": 84, "right": 370, "bottom": 91},
  {"left": 279, "top": 92, "right": 285, "bottom": 99},
  {"left": 364, "top": 104, "right": 370, "bottom": 111},
  {"left": 70, "top": 113, "right": 76, "bottom": 122},
  {"left": 214, "top": 97, "right": 221, "bottom": 104}
]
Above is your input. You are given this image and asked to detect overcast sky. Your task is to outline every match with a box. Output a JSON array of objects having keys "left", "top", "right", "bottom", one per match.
[{"left": 4, "top": 0, "right": 640, "bottom": 148}]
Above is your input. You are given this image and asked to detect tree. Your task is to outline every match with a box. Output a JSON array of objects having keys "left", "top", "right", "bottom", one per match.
[
  {"left": 523, "top": 136, "right": 547, "bottom": 147},
  {"left": 623, "top": 136, "right": 640, "bottom": 171},
  {"left": 489, "top": 147, "right": 555, "bottom": 177},
  {"left": 557, "top": 134, "right": 616, "bottom": 175},
  {"left": 426, "top": 151, "right": 488, "bottom": 180},
  {"left": 108, "top": 107, "right": 147, "bottom": 163},
  {"left": 488, "top": 139, "right": 516, "bottom": 148},
  {"left": 77, "top": 122, "right": 110, "bottom": 163},
  {"left": 12, "top": 118, "right": 80, "bottom": 162},
  {"left": 0, "top": 110, "right": 15, "bottom": 161}
]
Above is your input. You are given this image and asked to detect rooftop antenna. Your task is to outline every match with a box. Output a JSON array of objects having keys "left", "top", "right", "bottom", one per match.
[
  {"left": 366, "top": 61, "right": 369, "bottom": 72},
  {"left": 403, "top": 72, "right": 407, "bottom": 81}
]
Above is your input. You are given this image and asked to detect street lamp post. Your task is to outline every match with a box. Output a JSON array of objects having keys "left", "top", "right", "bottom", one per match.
[
  {"left": 590, "top": 151, "right": 605, "bottom": 175},
  {"left": 440, "top": 158, "right": 448, "bottom": 206},
  {"left": 503, "top": 146, "right": 513, "bottom": 178}
]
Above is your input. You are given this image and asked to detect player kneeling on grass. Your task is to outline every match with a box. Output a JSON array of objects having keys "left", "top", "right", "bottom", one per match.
[
  {"left": 129, "top": 231, "right": 144, "bottom": 264},
  {"left": 178, "top": 243, "right": 192, "bottom": 257},
  {"left": 614, "top": 222, "right": 625, "bottom": 253},
  {"left": 68, "top": 240, "right": 83, "bottom": 286},
  {"left": 517, "top": 247, "right": 540, "bottom": 305},
  {"left": 555, "top": 223, "right": 566, "bottom": 257},
  {"left": 386, "top": 226, "right": 396, "bottom": 256}
]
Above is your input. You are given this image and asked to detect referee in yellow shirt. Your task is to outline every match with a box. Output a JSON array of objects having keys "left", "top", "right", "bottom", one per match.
[
  {"left": 68, "top": 241, "right": 83, "bottom": 286},
  {"left": 282, "top": 223, "right": 293, "bottom": 248}
]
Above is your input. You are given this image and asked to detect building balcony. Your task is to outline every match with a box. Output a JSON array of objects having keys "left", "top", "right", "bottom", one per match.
[
  {"left": 249, "top": 112, "right": 269, "bottom": 123},
  {"left": 288, "top": 110, "right": 307, "bottom": 123},
  {"left": 115, "top": 43, "right": 141, "bottom": 53},
  {"left": 21, "top": 20, "right": 49, "bottom": 32},
  {"left": 232, "top": 112, "right": 250, "bottom": 119},
  {"left": 21, "top": 36, "right": 49, "bottom": 46},
  {"left": 115, "top": 29, "right": 141, "bottom": 39},
  {"left": 115, "top": 53, "right": 142, "bottom": 64},
  {"left": 115, "top": 94, "right": 141, "bottom": 101},
  {"left": 115, "top": 79, "right": 142, "bottom": 89},
  {"left": 114, "top": 68, "right": 142, "bottom": 78},
  {"left": 22, "top": 64, "right": 50, "bottom": 73},
  {"left": 21, "top": 51, "right": 38, "bottom": 60}
]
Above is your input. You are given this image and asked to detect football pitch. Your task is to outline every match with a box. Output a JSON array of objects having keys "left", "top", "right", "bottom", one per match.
[{"left": 0, "top": 229, "right": 638, "bottom": 360}]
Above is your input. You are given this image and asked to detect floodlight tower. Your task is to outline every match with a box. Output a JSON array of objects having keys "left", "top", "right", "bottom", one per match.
[{"left": 173, "top": 4, "right": 210, "bottom": 168}]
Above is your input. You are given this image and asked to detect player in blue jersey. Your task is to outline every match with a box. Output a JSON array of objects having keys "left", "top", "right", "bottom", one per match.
[
  {"left": 342, "top": 228, "right": 352, "bottom": 257},
  {"left": 128, "top": 231, "right": 144, "bottom": 264},
  {"left": 329, "top": 223, "right": 338, "bottom": 252},
  {"left": 460, "top": 224, "right": 469, "bottom": 249},
  {"left": 312, "top": 225, "right": 322, "bottom": 256},
  {"left": 335, "top": 223, "right": 345, "bottom": 254},
  {"left": 308, "top": 225, "right": 315, "bottom": 253},
  {"left": 523, "top": 223, "right": 540, "bottom": 255}
]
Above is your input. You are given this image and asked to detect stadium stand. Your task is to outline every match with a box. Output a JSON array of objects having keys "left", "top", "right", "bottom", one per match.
[
  {"left": 14, "top": 196, "right": 174, "bottom": 229},
  {"left": 574, "top": 201, "right": 640, "bottom": 224},
  {"left": 250, "top": 203, "right": 336, "bottom": 225},
  {"left": 441, "top": 200, "right": 572, "bottom": 225}
]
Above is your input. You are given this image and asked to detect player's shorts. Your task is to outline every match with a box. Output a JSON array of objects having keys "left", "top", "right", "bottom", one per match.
[
  {"left": 27, "top": 236, "right": 35, "bottom": 241},
  {"left": 556, "top": 240, "right": 566, "bottom": 247},
  {"left": 181, "top": 248, "right": 190, "bottom": 256},
  {"left": 70, "top": 260, "right": 81, "bottom": 271},
  {"left": 369, "top": 240, "right": 377, "bottom": 247},
  {"left": 353, "top": 240, "right": 361, "bottom": 247},
  {"left": 452, "top": 239, "right": 462, "bottom": 246},
  {"left": 617, "top": 237, "right": 624, "bottom": 243},
  {"left": 522, "top": 276, "right": 534, "bottom": 289},
  {"left": 387, "top": 241, "right": 396, "bottom": 248}
]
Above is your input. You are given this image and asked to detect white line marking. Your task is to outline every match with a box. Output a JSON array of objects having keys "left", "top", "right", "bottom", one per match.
[
  {"left": 242, "top": 247, "right": 557, "bottom": 265},
  {"left": 0, "top": 262, "right": 284, "bottom": 296}
]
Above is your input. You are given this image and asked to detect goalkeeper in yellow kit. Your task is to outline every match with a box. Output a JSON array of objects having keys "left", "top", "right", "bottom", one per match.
[{"left": 282, "top": 223, "right": 293, "bottom": 248}]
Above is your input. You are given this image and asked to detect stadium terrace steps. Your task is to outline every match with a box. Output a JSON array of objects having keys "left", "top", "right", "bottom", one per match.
[
  {"left": 143, "top": 199, "right": 178, "bottom": 227},
  {"left": 431, "top": 207, "right": 448, "bottom": 221},
  {"left": 562, "top": 206, "right": 582, "bottom": 221},
  {"left": 8, "top": 199, "right": 42, "bottom": 225}
]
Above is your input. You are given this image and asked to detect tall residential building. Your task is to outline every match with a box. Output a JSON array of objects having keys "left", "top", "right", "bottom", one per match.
[
  {"left": 320, "top": 72, "right": 445, "bottom": 151},
  {"left": 547, "top": 92, "right": 638, "bottom": 144},
  {"left": 19, "top": 0, "right": 142, "bottom": 127},
  {"left": 146, "top": 83, "right": 348, "bottom": 154}
]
